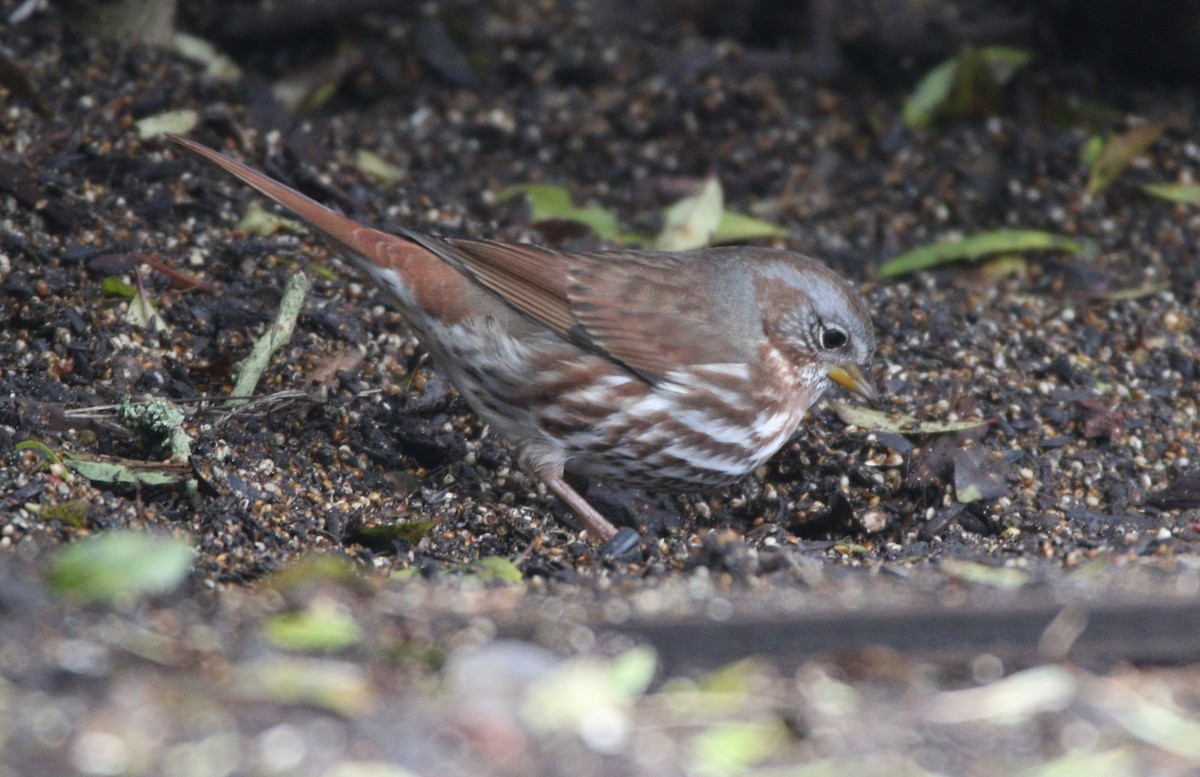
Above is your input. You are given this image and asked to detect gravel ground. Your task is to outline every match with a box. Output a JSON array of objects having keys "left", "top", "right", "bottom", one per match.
[{"left": 2, "top": 2, "right": 1200, "bottom": 774}]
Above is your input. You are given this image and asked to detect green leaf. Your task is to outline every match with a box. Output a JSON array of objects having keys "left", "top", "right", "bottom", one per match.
[
  {"left": 1091, "top": 281, "right": 1170, "bottom": 301},
  {"left": 355, "top": 149, "right": 401, "bottom": 184},
  {"left": 498, "top": 184, "right": 623, "bottom": 242},
  {"left": 468, "top": 555, "right": 523, "bottom": 584},
  {"left": 1080, "top": 135, "right": 1105, "bottom": 168},
  {"left": 981, "top": 46, "right": 1033, "bottom": 84},
  {"left": 712, "top": 210, "right": 787, "bottom": 244},
  {"left": 170, "top": 32, "right": 242, "bottom": 83},
  {"left": 39, "top": 498, "right": 90, "bottom": 528},
  {"left": 833, "top": 402, "right": 987, "bottom": 435},
  {"left": 656, "top": 175, "right": 724, "bottom": 250},
  {"left": 312, "top": 264, "right": 338, "bottom": 281},
  {"left": 125, "top": 291, "right": 168, "bottom": 334},
  {"left": 1087, "top": 122, "right": 1167, "bottom": 194},
  {"left": 609, "top": 646, "right": 656, "bottom": 697},
  {"left": 238, "top": 200, "right": 304, "bottom": 237},
  {"left": 46, "top": 531, "right": 194, "bottom": 603},
  {"left": 1139, "top": 182, "right": 1200, "bottom": 206},
  {"left": 16, "top": 439, "right": 68, "bottom": 474},
  {"left": 903, "top": 46, "right": 1031, "bottom": 128},
  {"left": 880, "top": 229, "right": 1082, "bottom": 277},
  {"left": 271, "top": 47, "right": 359, "bottom": 114},
  {"left": 944, "top": 46, "right": 1001, "bottom": 119},
  {"left": 520, "top": 658, "right": 633, "bottom": 739},
  {"left": 63, "top": 456, "right": 187, "bottom": 486},
  {"left": 134, "top": 108, "right": 198, "bottom": 140},
  {"left": 696, "top": 659, "right": 764, "bottom": 695},
  {"left": 927, "top": 665, "right": 1075, "bottom": 724},
  {"left": 350, "top": 520, "right": 436, "bottom": 549},
  {"left": 687, "top": 717, "right": 789, "bottom": 777},
  {"left": 1104, "top": 687, "right": 1200, "bottom": 760},
  {"left": 903, "top": 57, "right": 958, "bottom": 128},
  {"left": 499, "top": 180, "right": 783, "bottom": 249},
  {"left": 263, "top": 601, "right": 364, "bottom": 652},
  {"left": 391, "top": 518, "right": 439, "bottom": 544},
  {"left": 101, "top": 276, "right": 137, "bottom": 299}
]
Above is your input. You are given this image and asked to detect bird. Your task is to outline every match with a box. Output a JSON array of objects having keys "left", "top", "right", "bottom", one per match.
[{"left": 166, "top": 134, "right": 877, "bottom": 554}]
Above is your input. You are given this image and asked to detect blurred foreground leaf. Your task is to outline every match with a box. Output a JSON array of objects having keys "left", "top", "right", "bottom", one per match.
[
  {"left": 658, "top": 660, "right": 763, "bottom": 718},
  {"left": 468, "top": 555, "right": 523, "bottom": 584},
  {"left": 609, "top": 646, "right": 657, "bottom": 697},
  {"left": 881, "top": 229, "right": 1081, "bottom": 277},
  {"left": 940, "top": 558, "right": 1030, "bottom": 590},
  {"left": 927, "top": 665, "right": 1075, "bottom": 724},
  {"left": 264, "top": 600, "right": 364, "bottom": 652},
  {"left": 46, "top": 531, "right": 193, "bottom": 603},
  {"left": 688, "top": 717, "right": 789, "bottom": 777},
  {"left": 1101, "top": 682, "right": 1200, "bottom": 759},
  {"left": 1024, "top": 749, "right": 1136, "bottom": 777},
  {"left": 326, "top": 763, "right": 421, "bottom": 777},
  {"left": 234, "top": 658, "right": 376, "bottom": 716}
]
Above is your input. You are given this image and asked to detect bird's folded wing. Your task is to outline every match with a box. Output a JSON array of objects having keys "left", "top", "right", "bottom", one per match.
[{"left": 416, "top": 237, "right": 747, "bottom": 384}]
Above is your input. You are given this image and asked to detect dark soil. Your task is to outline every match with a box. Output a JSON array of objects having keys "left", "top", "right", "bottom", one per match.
[{"left": 2, "top": 1, "right": 1200, "bottom": 774}]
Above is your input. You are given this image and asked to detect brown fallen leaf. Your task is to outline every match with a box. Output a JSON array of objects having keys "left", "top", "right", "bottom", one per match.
[
  {"left": 1078, "top": 398, "right": 1123, "bottom": 441},
  {"left": 1088, "top": 121, "right": 1168, "bottom": 193},
  {"left": 309, "top": 348, "right": 365, "bottom": 390}
]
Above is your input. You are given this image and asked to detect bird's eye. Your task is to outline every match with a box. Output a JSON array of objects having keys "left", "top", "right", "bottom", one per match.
[{"left": 819, "top": 326, "right": 848, "bottom": 350}]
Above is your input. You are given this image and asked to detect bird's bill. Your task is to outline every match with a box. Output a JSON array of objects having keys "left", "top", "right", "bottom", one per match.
[{"left": 827, "top": 364, "right": 878, "bottom": 402}]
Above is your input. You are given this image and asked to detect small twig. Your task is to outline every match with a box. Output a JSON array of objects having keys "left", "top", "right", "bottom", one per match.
[
  {"left": 62, "top": 391, "right": 324, "bottom": 428},
  {"left": 227, "top": 272, "right": 309, "bottom": 410},
  {"left": 63, "top": 403, "right": 125, "bottom": 418},
  {"left": 130, "top": 251, "right": 217, "bottom": 293},
  {"left": 213, "top": 389, "right": 313, "bottom": 427}
]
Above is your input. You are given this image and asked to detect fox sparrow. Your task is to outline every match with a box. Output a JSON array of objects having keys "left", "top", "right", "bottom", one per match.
[{"left": 168, "top": 135, "right": 877, "bottom": 550}]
